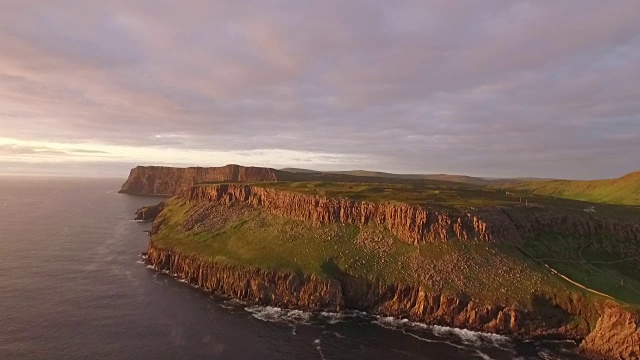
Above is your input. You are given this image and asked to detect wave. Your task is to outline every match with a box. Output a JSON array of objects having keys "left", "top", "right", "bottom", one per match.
[
  {"left": 431, "top": 324, "right": 509, "bottom": 346},
  {"left": 318, "top": 311, "right": 347, "bottom": 324},
  {"left": 373, "top": 315, "right": 513, "bottom": 356},
  {"left": 242, "top": 305, "right": 367, "bottom": 327},
  {"left": 374, "top": 316, "right": 507, "bottom": 345},
  {"left": 245, "top": 306, "right": 313, "bottom": 325}
]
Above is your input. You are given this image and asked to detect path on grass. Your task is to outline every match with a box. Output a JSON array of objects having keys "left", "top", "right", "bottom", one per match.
[{"left": 516, "top": 246, "right": 616, "bottom": 300}]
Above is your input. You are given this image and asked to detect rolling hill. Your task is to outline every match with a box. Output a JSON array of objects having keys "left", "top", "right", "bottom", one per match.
[{"left": 505, "top": 171, "right": 640, "bottom": 206}]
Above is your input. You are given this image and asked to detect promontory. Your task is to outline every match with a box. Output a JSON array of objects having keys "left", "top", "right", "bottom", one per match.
[{"left": 121, "top": 164, "right": 640, "bottom": 360}]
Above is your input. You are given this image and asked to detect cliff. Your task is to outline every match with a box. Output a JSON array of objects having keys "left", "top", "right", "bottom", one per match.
[
  {"left": 142, "top": 182, "right": 640, "bottom": 359},
  {"left": 146, "top": 245, "right": 343, "bottom": 311},
  {"left": 119, "top": 164, "right": 280, "bottom": 195},
  {"left": 188, "top": 184, "right": 640, "bottom": 245}
]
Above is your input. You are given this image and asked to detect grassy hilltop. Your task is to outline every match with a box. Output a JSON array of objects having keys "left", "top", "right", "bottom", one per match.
[{"left": 503, "top": 171, "right": 640, "bottom": 206}]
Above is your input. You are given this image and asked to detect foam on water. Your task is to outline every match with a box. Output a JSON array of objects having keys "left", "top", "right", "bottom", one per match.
[
  {"left": 318, "top": 311, "right": 346, "bottom": 324},
  {"left": 373, "top": 315, "right": 514, "bottom": 355},
  {"left": 431, "top": 324, "right": 509, "bottom": 346},
  {"left": 313, "top": 338, "right": 327, "bottom": 360},
  {"left": 245, "top": 306, "right": 313, "bottom": 325}
]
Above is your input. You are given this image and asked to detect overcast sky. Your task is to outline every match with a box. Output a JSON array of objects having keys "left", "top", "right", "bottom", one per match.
[{"left": 1, "top": 1, "right": 638, "bottom": 179}]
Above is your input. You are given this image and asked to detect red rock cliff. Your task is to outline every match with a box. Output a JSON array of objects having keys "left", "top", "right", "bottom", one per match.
[{"left": 579, "top": 304, "right": 640, "bottom": 359}]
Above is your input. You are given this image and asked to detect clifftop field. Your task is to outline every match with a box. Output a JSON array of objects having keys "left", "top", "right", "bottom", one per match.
[{"left": 124, "top": 165, "right": 640, "bottom": 359}]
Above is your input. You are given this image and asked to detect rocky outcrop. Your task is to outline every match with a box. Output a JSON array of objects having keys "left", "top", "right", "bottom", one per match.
[
  {"left": 119, "top": 164, "right": 280, "bottom": 195},
  {"left": 579, "top": 304, "right": 640, "bottom": 359},
  {"left": 145, "top": 244, "right": 587, "bottom": 338},
  {"left": 134, "top": 202, "right": 165, "bottom": 222}
]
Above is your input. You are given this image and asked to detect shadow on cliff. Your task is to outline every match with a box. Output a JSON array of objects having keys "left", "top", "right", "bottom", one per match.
[
  {"left": 530, "top": 294, "right": 572, "bottom": 327},
  {"left": 321, "top": 258, "right": 398, "bottom": 310},
  {"left": 320, "top": 258, "right": 477, "bottom": 317}
]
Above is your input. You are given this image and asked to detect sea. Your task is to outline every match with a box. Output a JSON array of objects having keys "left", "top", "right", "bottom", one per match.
[{"left": 0, "top": 177, "right": 588, "bottom": 360}]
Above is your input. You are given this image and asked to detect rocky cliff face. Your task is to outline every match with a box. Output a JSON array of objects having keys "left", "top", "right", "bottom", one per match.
[
  {"left": 579, "top": 304, "right": 640, "bottom": 359},
  {"left": 146, "top": 244, "right": 587, "bottom": 338},
  {"left": 134, "top": 202, "right": 165, "bottom": 222},
  {"left": 188, "top": 184, "right": 640, "bottom": 245},
  {"left": 146, "top": 245, "right": 343, "bottom": 311},
  {"left": 119, "top": 165, "right": 280, "bottom": 195}
]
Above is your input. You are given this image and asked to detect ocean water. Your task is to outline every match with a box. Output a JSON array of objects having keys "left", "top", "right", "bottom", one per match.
[{"left": 0, "top": 177, "right": 588, "bottom": 360}]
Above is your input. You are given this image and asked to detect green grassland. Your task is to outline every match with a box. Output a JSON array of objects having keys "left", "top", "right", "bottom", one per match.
[
  {"left": 504, "top": 171, "right": 640, "bottom": 206},
  {"left": 280, "top": 168, "right": 493, "bottom": 186},
  {"left": 520, "top": 233, "right": 640, "bottom": 305}
]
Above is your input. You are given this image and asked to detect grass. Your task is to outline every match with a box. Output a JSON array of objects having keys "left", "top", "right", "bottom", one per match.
[{"left": 522, "top": 233, "right": 640, "bottom": 305}]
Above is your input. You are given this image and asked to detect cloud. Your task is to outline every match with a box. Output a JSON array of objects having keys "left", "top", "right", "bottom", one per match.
[
  {"left": 0, "top": 143, "right": 109, "bottom": 161},
  {"left": 0, "top": 144, "right": 68, "bottom": 156},
  {"left": 0, "top": 0, "right": 638, "bottom": 178}
]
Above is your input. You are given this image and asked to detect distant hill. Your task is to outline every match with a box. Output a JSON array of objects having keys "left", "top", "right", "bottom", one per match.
[
  {"left": 280, "top": 168, "right": 492, "bottom": 186},
  {"left": 505, "top": 171, "right": 640, "bottom": 205}
]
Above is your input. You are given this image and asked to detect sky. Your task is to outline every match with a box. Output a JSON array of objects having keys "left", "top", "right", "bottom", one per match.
[{"left": 0, "top": 1, "right": 639, "bottom": 179}]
